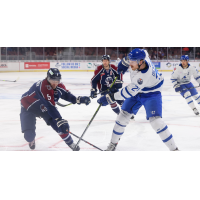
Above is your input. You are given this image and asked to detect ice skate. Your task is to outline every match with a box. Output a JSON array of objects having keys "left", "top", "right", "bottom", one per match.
[
  {"left": 130, "top": 115, "right": 135, "bottom": 120},
  {"left": 193, "top": 108, "right": 199, "bottom": 115},
  {"left": 29, "top": 140, "right": 35, "bottom": 150},
  {"left": 69, "top": 143, "right": 80, "bottom": 151},
  {"left": 105, "top": 142, "right": 118, "bottom": 151}
]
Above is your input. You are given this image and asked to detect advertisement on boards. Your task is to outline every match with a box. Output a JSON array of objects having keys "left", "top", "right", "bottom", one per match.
[
  {"left": 152, "top": 62, "right": 160, "bottom": 69},
  {"left": 53, "top": 62, "right": 81, "bottom": 70},
  {"left": 0, "top": 64, "right": 8, "bottom": 68},
  {"left": 24, "top": 62, "right": 50, "bottom": 69}
]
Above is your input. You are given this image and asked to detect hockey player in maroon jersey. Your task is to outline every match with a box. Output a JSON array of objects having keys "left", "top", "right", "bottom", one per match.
[
  {"left": 90, "top": 55, "right": 124, "bottom": 115},
  {"left": 20, "top": 68, "right": 91, "bottom": 150}
]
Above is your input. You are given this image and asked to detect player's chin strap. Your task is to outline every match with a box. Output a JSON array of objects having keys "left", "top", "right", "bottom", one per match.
[{"left": 138, "top": 60, "right": 145, "bottom": 70}]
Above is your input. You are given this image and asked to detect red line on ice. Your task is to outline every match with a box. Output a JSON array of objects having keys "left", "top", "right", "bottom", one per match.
[
  {"left": 49, "top": 140, "right": 63, "bottom": 148},
  {"left": 1, "top": 120, "right": 200, "bottom": 128},
  {"left": 48, "top": 140, "right": 96, "bottom": 150},
  {"left": 0, "top": 136, "right": 44, "bottom": 148}
]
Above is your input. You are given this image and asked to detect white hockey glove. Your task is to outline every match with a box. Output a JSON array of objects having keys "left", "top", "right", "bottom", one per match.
[
  {"left": 122, "top": 56, "right": 130, "bottom": 68},
  {"left": 174, "top": 84, "right": 181, "bottom": 93}
]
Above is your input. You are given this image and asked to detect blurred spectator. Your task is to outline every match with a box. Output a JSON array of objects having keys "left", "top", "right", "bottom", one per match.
[
  {"left": 151, "top": 50, "right": 157, "bottom": 60},
  {"left": 1, "top": 47, "right": 6, "bottom": 55},
  {"left": 1, "top": 47, "right": 199, "bottom": 61},
  {"left": 196, "top": 51, "right": 200, "bottom": 60},
  {"left": 182, "top": 47, "right": 189, "bottom": 52}
]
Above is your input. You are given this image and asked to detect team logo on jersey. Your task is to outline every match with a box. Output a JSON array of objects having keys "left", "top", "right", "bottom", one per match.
[
  {"left": 40, "top": 104, "right": 48, "bottom": 112},
  {"left": 54, "top": 91, "right": 58, "bottom": 95},
  {"left": 46, "top": 85, "right": 52, "bottom": 90},
  {"left": 137, "top": 78, "right": 143, "bottom": 85},
  {"left": 105, "top": 77, "right": 113, "bottom": 87},
  {"left": 151, "top": 111, "right": 155, "bottom": 114},
  {"left": 110, "top": 70, "right": 112, "bottom": 76},
  {"left": 100, "top": 73, "right": 105, "bottom": 76}
]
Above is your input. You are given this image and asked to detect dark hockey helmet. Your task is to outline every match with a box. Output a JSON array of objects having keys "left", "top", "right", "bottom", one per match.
[
  {"left": 47, "top": 68, "right": 61, "bottom": 82},
  {"left": 102, "top": 55, "right": 110, "bottom": 61}
]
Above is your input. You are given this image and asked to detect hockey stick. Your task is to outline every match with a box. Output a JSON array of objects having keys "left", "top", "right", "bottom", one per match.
[
  {"left": 73, "top": 103, "right": 102, "bottom": 151},
  {"left": 56, "top": 76, "right": 121, "bottom": 107},
  {"left": 56, "top": 102, "right": 73, "bottom": 107},
  {"left": 182, "top": 85, "right": 200, "bottom": 91},
  {"left": 179, "top": 85, "right": 200, "bottom": 93},
  {"left": 0, "top": 77, "right": 20, "bottom": 82},
  {"left": 73, "top": 75, "right": 119, "bottom": 151},
  {"left": 70, "top": 131, "right": 103, "bottom": 151},
  {"left": 56, "top": 90, "right": 108, "bottom": 107}
]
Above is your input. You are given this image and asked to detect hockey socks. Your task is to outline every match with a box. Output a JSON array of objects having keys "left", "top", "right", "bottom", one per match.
[
  {"left": 184, "top": 92, "right": 196, "bottom": 110},
  {"left": 59, "top": 132, "right": 73, "bottom": 146},
  {"left": 193, "top": 94, "right": 200, "bottom": 105},
  {"left": 110, "top": 102, "right": 120, "bottom": 115},
  {"left": 111, "top": 110, "right": 131, "bottom": 144},
  {"left": 150, "top": 117, "right": 177, "bottom": 151}
]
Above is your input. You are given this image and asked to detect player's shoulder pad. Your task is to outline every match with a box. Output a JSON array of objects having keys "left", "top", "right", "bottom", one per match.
[
  {"left": 110, "top": 64, "right": 118, "bottom": 71},
  {"left": 41, "top": 79, "right": 54, "bottom": 93},
  {"left": 96, "top": 65, "right": 103, "bottom": 71},
  {"left": 57, "top": 83, "right": 69, "bottom": 92},
  {"left": 57, "top": 83, "right": 71, "bottom": 96},
  {"left": 94, "top": 65, "right": 103, "bottom": 74},
  {"left": 176, "top": 64, "right": 183, "bottom": 71},
  {"left": 40, "top": 79, "right": 55, "bottom": 105}
]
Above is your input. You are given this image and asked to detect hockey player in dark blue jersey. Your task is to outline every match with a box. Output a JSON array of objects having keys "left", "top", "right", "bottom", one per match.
[
  {"left": 90, "top": 55, "right": 124, "bottom": 115},
  {"left": 20, "top": 68, "right": 91, "bottom": 150}
]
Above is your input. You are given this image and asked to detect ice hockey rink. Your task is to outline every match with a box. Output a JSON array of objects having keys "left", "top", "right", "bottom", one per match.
[{"left": 0, "top": 71, "right": 200, "bottom": 151}]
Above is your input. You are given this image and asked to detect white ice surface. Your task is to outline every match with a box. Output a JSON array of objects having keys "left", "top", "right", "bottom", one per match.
[{"left": 0, "top": 71, "right": 200, "bottom": 151}]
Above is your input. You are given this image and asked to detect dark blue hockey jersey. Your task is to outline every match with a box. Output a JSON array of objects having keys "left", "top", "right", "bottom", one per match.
[
  {"left": 20, "top": 79, "right": 76, "bottom": 120},
  {"left": 91, "top": 64, "right": 123, "bottom": 92}
]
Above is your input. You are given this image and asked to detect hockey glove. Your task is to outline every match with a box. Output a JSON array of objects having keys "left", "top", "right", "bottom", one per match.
[
  {"left": 117, "top": 57, "right": 130, "bottom": 74},
  {"left": 97, "top": 92, "right": 115, "bottom": 106},
  {"left": 90, "top": 88, "right": 97, "bottom": 99},
  {"left": 55, "top": 118, "right": 69, "bottom": 133},
  {"left": 174, "top": 84, "right": 181, "bottom": 93},
  {"left": 110, "top": 80, "right": 123, "bottom": 93},
  {"left": 77, "top": 96, "right": 91, "bottom": 105}
]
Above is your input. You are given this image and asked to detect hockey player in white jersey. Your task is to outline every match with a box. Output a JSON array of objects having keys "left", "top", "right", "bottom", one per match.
[
  {"left": 97, "top": 48, "right": 179, "bottom": 151},
  {"left": 171, "top": 55, "right": 200, "bottom": 115}
]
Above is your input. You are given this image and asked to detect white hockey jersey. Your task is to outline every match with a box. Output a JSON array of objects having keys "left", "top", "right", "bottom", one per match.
[
  {"left": 170, "top": 64, "right": 200, "bottom": 88},
  {"left": 114, "top": 56, "right": 164, "bottom": 100}
]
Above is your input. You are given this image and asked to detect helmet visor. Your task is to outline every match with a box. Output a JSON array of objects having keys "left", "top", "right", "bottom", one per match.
[{"left": 47, "top": 76, "right": 61, "bottom": 84}]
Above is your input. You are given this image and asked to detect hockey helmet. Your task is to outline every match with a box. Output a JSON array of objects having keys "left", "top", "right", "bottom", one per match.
[
  {"left": 128, "top": 48, "right": 146, "bottom": 64},
  {"left": 180, "top": 55, "right": 189, "bottom": 61},
  {"left": 47, "top": 68, "right": 61, "bottom": 83},
  {"left": 102, "top": 55, "right": 110, "bottom": 61}
]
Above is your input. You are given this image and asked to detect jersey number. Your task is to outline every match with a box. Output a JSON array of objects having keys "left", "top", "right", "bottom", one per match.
[
  {"left": 47, "top": 94, "right": 51, "bottom": 100},
  {"left": 131, "top": 85, "right": 140, "bottom": 92}
]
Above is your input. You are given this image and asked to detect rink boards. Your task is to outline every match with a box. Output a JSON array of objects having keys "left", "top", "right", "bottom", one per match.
[{"left": 1, "top": 61, "right": 200, "bottom": 72}]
